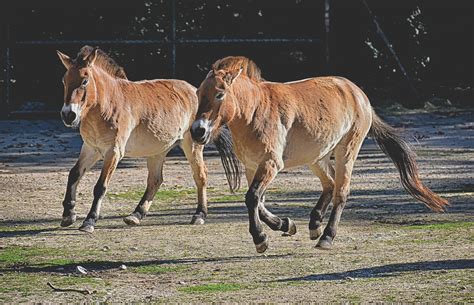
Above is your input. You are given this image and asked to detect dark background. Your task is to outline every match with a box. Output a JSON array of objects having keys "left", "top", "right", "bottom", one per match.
[{"left": 0, "top": 0, "right": 472, "bottom": 117}]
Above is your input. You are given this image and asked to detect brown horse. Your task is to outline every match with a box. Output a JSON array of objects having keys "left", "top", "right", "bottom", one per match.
[
  {"left": 191, "top": 56, "right": 449, "bottom": 253},
  {"left": 57, "top": 45, "right": 213, "bottom": 233}
]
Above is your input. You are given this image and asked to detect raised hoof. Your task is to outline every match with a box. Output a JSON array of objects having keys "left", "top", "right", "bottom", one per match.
[
  {"left": 316, "top": 237, "right": 333, "bottom": 250},
  {"left": 78, "top": 224, "right": 95, "bottom": 233},
  {"left": 255, "top": 236, "right": 269, "bottom": 253},
  {"left": 287, "top": 218, "right": 297, "bottom": 235},
  {"left": 123, "top": 215, "right": 141, "bottom": 226},
  {"left": 190, "top": 215, "right": 205, "bottom": 225},
  {"left": 60, "top": 214, "right": 77, "bottom": 227},
  {"left": 309, "top": 227, "right": 323, "bottom": 240}
]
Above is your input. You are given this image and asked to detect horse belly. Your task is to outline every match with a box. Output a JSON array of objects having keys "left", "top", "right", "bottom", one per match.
[
  {"left": 282, "top": 127, "right": 345, "bottom": 169},
  {"left": 124, "top": 125, "right": 183, "bottom": 158}
]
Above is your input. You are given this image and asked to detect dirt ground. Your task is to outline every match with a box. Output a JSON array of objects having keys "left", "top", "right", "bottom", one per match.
[{"left": 0, "top": 108, "right": 473, "bottom": 303}]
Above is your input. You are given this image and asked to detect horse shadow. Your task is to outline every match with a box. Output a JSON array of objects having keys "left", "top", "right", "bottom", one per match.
[{"left": 277, "top": 259, "right": 474, "bottom": 282}]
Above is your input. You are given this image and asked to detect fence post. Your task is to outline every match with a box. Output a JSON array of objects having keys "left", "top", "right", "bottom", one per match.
[
  {"left": 2, "top": 23, "right": 11, "bottom": 118},
  {"left": 324, "top": 0, "right": 330, "bottom": 72},
  {"left": 170, "top": 0, "right": 176, "bottom": 78}
]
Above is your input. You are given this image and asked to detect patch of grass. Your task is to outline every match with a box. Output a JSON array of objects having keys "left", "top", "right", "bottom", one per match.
[
  {"left": 211, "top": 193, "right": 244, "bottom": 203},
  {"left": 0, "top": 272, "right": 105, "bottom": 300},
  {"left": 383, "top": 295, "right": 397, "bottom": 302},
  {"left": 0, "top": 246, "right": 46, "bottom": 266},
  {"left": 107, "top": 187, "right": 195, "bottom": 202},
  {"left": 179, "top": 283, "right": 242, "bottom": 294},
  {"left": 0, "top": 246, "right": 78, "bottom": 268},
  {"left": 403, "top": 221, "right": 474, "bottom": 231},
  {"left": 131, "top": 264, "right": 186, "bottom": 274}
]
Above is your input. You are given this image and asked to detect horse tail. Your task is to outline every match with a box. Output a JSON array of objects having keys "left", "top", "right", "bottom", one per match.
[
  {"left": 213, "top": 125, "right": 242, "bottom": 193},
  {"left": 369, "top": 110, "right": 449, "bottom": 212}
]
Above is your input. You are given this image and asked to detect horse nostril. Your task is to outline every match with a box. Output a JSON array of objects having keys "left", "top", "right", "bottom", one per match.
[
  {"left": 192, "top": 126, "right": 206, "bottom": 139},
  {"left": 62, "top": 111, "right": 77, "bottom": 125}
]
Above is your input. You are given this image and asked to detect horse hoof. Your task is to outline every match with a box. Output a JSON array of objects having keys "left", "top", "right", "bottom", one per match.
[
  {"left": 60, "top": 215, "right": 76, "bottom": 227},
  {"left": 123, "top": 215, "right": 140, "bottom": 226},
  {"left": 190, "top": 216, "right": 205, "bottom": 225},
  {"left": 316, "top": 237, "right": 333, "bottom": 250},
  {"left": 79, "top": 224, "right": 95, "bottom": 233},
  {"left": 255, "top": 236, "right": 269, "bottom": 253},
  {"left": 287, "top": 218, "right": 297, "bottom": 235},
  {"left": 309, "top": 227, "right": 323, "bottom": 240}
]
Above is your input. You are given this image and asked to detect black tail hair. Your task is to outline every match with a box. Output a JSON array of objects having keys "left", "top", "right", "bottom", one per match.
[
  {"left": 370, "top": 111, "right": 449, "bottom": 212},
  {"left": 213, "top": 125, "right": 242, "bottom": 192}
]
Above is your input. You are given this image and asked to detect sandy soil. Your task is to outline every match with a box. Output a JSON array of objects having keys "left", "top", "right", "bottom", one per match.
[{"left": 0, "top": 108, "right": 473, "bottom": 303}]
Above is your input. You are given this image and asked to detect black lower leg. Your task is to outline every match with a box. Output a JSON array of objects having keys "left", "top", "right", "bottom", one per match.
[
  {"left": 246, "top": 190, "right": 266, "bottom": 245},
  {"left": 308, "top": 190, "right": 332, "bottom": 230},
  {"left": 317, "top": 199, "right": 346, "bottom": 248}
]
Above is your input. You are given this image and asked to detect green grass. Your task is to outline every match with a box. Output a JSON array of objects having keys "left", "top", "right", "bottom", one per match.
[
  {"left": 107, "top": 188, "right": 196, "bottom": 202},
  {"left": 0, "top": 246, "right": 47, "bottom": 266},
  {"left": 131, "top": 264, "right": 186, "bottom": 274},
  {"left": 211, "top": 193, "right": 245, "bottom": 203},
  {"left": 403, "top": 221, "right": 474, "bottom": 231},
  {"left": 0, "top": 246, "right": 79, "bottom": 268},
  {"left": 0, "top": 272, "right": 104, "bottom": 299},
  {"left": 179, "top": 283, "right": 242, "bottom": 294}
]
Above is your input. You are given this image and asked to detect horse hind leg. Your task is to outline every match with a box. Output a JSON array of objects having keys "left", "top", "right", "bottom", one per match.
[
  {"left": 123, "top": 154, "right": 165, "bottom": 225},
  {"left": 246, "top": 168, "right": 297, "bottom": 236},
  {"left": 316, "top": 130, "right": 366, "bottom": 250},
  {"left": 308, "top": 155, "right": 335, "bottom": 240},
  {"left": 181, "top": 132, "right": 208, "bottom": 225}
]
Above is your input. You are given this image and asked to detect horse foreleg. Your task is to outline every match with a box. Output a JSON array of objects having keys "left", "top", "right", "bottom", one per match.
[
  {"left": 79, "top": 146, "right": 122, "bottom": 233},
  {"left": 308, "top": 156, "right": 335, "bottom": 240},
  {"left": 123, "top": 154, "right": 165, "bottom": 225},
  {"left": 181, "top": 134, "right": 208, "bottom": 225},
  {"left": 61, "top": 144, "right": 100, "bottom": 227},
  {"left": 245, "top": 167, "right": 296, "bottom": 236},
  {"left": 246, "top": 159, "right": 283, "bottom": 253}
]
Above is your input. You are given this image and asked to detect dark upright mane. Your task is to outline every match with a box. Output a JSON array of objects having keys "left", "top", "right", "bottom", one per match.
[
  {"left": 212, "top": 56, "right": 263, "bottom": 82},
  {"left": 75, "top": 45, "right": 128, "bottom": 79}
]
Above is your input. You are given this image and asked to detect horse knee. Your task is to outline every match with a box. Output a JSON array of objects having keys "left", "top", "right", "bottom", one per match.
[
  {"left": 245, "top": 190, "right": 259, "bottom": 209},
  {"left": 93, "top": 183, "right": 106, "bottom": 199}
]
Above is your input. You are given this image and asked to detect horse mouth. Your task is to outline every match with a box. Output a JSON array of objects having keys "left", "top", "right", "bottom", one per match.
[{"left": 193, "top": 134, "right": 210, "bottom": 145}]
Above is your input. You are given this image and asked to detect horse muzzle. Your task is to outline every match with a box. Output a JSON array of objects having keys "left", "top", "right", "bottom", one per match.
[
  {"left": 61, "top": 103, "right": 81, "bottom": 128},
  {"left": 191, "top": 119, "right": 211, "bottom": 145}
]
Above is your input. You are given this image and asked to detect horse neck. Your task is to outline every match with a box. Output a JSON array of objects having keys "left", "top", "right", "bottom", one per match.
[
  {"left": 230, "top": 77, "right": 264, "bottom": 124},
  {"left": 91, "top": 68, "right": 127, "bottom": 117}
]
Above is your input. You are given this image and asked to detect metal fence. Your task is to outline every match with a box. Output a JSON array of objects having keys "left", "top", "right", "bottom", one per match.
[{"left": 1, "top": 1, "right": 326, "bottom": 118}]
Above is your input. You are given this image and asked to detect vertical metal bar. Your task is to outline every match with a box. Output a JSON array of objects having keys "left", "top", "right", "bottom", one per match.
[
  {"left": 170, "top": 0, "right": 176, "bottom": 78},
  {"left": 4, "top": 23, "right": 11, "bottom": 117},
  {"left": 324, "top": 0, "right": 330, "bottom": 69}
]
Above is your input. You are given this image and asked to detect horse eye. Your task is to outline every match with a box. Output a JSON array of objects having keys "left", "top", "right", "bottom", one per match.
[
  {"left": 215, "top": 92, "right": 225, "bottom": 101},
  {"left": 81, "top": 78, "right": 89, "bottom": 87}
]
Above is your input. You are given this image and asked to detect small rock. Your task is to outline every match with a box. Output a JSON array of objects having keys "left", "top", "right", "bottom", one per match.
[
  {"left": 353, "top": 245, "right": 359, "bottom": 250},
  {"left": 345, "top": 276, "right": 355, "bottom": 281},
  {"left": 178, "top": 281, "right": 186, "bottom": 285},
  {"left": 129, "top": 247, "right": 139, "bottom": 251},
  {"left": 119, "top": 264, "right": 127, "bottom": 270},
  {"left": 76, "top": 266, "right": 88, "bottom": 275},
  {"left": 102, "top": 246, "right": 110, "bottom": 251}
]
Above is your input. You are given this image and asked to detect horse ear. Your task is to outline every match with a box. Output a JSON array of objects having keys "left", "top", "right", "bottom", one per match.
[
  {"left": 224, "top": 68, "right": 243, "bottom": 85},
  {"left": 56, "top": 50, "right": 73, "bottom": 69},
  {"left": 84, "top": 48, "right": 99, "bottom": 67},
  {"left": 205, "top": 69, "right": 214, "bottom": 79}
]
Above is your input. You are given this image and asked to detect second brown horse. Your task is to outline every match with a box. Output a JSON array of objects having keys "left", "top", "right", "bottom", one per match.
[{"left": 191, "top": 56, "right": 448, "bottom": 253}]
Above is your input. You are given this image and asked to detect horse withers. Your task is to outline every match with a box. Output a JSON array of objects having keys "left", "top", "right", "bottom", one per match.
[
  {"left": 191, "top": 56, "right": 449, "bottom": 253},
  {"left": 57, "top": 45, "right": 211, "bottom": 233}
]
